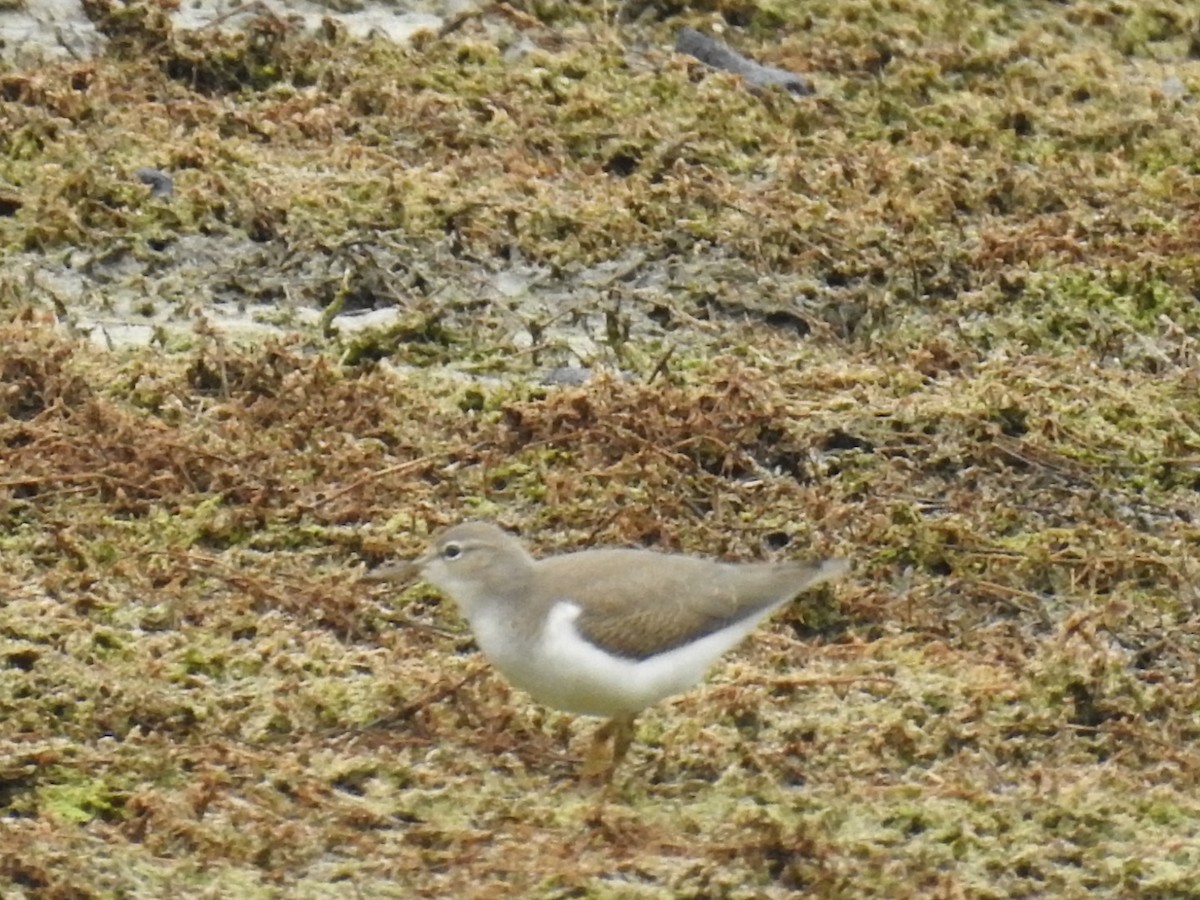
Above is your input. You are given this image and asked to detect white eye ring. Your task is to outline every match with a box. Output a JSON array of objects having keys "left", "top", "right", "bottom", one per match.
[{"left": 442, "top": 542, "right": 463, "bottom": 561}]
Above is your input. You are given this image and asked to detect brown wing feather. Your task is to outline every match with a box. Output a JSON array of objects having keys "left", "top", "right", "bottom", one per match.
[{"left": 533, "top": 550, "right": 842, "bottom": 660}]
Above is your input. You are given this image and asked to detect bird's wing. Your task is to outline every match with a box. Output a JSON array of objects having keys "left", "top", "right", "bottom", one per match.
[{"left": 534, "top": 550, "right": 845, "bottom": 660}]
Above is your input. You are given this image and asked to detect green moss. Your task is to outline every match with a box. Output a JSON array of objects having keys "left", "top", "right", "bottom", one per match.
[
  {"left": 3, "top": 0, "right": 1200, "bottom": 895},
  {"left": 38, "top": 777, "right": 125, "bottom": 825}
]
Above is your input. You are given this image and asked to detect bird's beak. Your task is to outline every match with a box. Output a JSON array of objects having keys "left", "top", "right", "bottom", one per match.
[{"left": 360, "top": 550, "right": 432, "bottom": 584}]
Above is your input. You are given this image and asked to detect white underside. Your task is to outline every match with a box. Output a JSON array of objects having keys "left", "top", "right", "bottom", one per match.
[{"left": 468, "top": 600, "right": 778, "bottom": 719}]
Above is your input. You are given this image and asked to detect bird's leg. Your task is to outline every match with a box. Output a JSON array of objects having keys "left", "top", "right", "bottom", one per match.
[
  {"left": 609, "top": 714, "right": 636, "bottom": 770},
  {"left": 582, "top": 718, "right": 616, "bottom": 779},
  {"left": 582, "top": 714, "right": 636, "bottom": 782}
]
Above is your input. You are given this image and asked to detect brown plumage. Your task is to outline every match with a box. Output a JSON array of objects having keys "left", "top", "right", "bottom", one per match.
[{"left": 535, "top": 550, "right": 838, "bottom": 660}]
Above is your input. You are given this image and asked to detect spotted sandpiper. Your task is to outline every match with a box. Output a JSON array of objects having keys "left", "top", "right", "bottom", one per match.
[{"left": 364, "top": 521, "right": 849, "bottom": 776}]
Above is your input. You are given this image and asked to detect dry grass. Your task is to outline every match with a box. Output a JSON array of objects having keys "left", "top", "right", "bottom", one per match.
[{"left": 3, "top": 1, "right": 1200, "bottom": 897}]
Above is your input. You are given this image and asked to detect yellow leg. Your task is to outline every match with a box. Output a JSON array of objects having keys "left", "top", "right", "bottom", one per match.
[
  {"left": 609, "top": 715, "right": 635, "bottom": 770},
  {"left": 582, "top": 714, "right": 636, "bottom": 782}
]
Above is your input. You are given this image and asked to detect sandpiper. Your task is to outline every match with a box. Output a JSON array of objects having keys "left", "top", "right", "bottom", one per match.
[{"left": 365, "top": 521, "right": 848, "bottom": 776}]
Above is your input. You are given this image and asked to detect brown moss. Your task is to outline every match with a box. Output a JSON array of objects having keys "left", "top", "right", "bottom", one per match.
[{"left": 3, "top": 0, "right": 1200, "bottom": 895}]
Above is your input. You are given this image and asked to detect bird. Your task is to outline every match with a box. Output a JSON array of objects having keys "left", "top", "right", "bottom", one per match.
[{"left": 364, "top": 521, "right": 849, "bottom": 778}]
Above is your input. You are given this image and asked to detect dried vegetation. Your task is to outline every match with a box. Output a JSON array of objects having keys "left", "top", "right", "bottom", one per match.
[{"left": 3, "top": 0, "right": 1200, "bottom": 897}]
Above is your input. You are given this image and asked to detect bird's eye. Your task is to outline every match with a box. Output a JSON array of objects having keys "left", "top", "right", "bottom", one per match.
[{"left": 442, "top": 542, "right": 463, "bottom": 561}]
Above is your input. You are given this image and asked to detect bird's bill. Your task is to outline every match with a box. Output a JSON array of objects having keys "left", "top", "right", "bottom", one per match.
[{"left": 360, "top": 556, "right": 424, "bottom": 584}]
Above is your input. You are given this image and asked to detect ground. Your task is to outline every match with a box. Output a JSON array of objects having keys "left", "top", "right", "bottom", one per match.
[{"left": 2, "top": 1, "right": 1200, "bottom": 898}]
